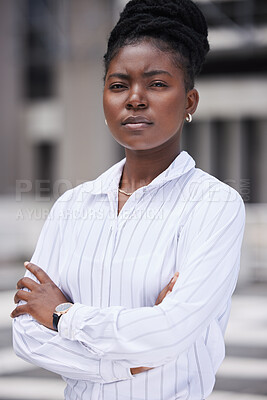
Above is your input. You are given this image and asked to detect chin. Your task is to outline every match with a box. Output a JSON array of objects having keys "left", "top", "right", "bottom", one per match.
[
  {"left": 112, "top": 136, "right": 150, "bottom": 150},
  {"left": 123, "top": 142, "right": 162, "bottom": 152}
]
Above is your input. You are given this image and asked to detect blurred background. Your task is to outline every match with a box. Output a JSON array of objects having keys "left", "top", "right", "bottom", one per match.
[{"left": 0, "top": 0, "right": 266, "bottom": 399}]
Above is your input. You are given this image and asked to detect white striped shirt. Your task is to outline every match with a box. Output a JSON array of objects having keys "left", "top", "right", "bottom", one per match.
[{"left": 13, "top": 151, "right": 245, "bottom": 400}]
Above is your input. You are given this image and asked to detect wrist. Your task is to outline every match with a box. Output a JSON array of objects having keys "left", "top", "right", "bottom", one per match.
[{"left": 52, "top": 302, "right": 73, "bottom": 331}]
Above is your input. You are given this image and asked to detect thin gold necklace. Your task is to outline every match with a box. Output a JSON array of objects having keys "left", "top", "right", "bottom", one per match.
[
  {"left": 118, "top": 174, "right": 134, "bottom": 196},
  {"left": 118, "top": 188, "right": 133, "bottom": 196}
]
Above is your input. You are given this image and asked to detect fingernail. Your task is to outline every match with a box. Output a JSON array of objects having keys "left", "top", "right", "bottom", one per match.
[
  {"left": 166, "top": 290, "right": 171, "bottom": 296},
  {"left": 24, "top": 261, "right": 30, "bottom": 266},
  {"left": 171, "top": 276, "right": 177, "bottom": 283}
]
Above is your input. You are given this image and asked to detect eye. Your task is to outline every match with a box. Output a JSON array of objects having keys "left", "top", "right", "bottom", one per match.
[
  {"left": 150, "top": 81, "right": 168, "bottom": 88},
  {"left": 109, "top": 83, "right": 127, "bottom": 90}
]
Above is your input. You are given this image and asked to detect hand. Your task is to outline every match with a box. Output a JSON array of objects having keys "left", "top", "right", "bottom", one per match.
[
  {"left": 10, "top": 262, "right": 69, "bottom": 330},
  {"left": 155, "top": 271, "right": 179, "bottom": 306},
  {"left": 130, "top": 366, "right": 153, "bottom": 375},
  {"left": 130, "top": 271, "right": 179, "bottom": 375}
]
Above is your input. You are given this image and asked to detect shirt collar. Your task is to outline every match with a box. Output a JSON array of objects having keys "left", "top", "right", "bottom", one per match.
[{"left": 91, "top": 151, "right": 195, "bottom": 195}]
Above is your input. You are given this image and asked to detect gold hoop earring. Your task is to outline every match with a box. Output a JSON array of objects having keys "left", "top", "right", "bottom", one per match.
[{"left": 185, "top": 113, "right": 192, "bottom": 123}]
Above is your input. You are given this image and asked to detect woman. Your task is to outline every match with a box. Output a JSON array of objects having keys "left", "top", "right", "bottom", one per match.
[{"left": 11, "top": 0, "right": 245, "bottom": 399}]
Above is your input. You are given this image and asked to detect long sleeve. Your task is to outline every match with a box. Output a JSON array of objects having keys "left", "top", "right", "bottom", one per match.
[
  {"left": 12, "top": 191, "right": 133, "bottom": 383},
  {"left": 58, "top": 186, "right": 245, "bottom": 369}
]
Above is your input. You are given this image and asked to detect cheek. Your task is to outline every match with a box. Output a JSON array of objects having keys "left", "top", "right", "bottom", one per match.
[
  {"left": 103, "top": 95, "right": 111, "bottom": 118},
  {"left": 166, "top": 92, "right": 186, "bottom": 112},
  {"left": 156, "top": 93, "right": 186, "bottom": 127},
  {"left": 103, "top": 93, "right": 123, "bottom": 120}
]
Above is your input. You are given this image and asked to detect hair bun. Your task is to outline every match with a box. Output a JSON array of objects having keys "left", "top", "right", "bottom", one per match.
[{"left": 104, "top": 0, "right": 210, "bottom": 87}]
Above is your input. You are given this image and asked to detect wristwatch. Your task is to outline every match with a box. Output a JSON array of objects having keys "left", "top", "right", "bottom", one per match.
[{"left": 53, "top": 302, "right": 73, "bottom": 331}]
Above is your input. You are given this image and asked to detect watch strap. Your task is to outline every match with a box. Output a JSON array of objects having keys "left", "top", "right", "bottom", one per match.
[{"left": 53, "top": 312, "right": 62, "bottom": 331}]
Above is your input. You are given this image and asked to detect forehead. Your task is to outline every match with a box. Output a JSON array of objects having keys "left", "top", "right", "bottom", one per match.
[{"left": 107, "top": 40, "right": 184, "bottom": 80}]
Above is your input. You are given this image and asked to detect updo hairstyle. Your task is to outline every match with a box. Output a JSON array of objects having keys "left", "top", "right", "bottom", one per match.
[{"left": 104, "top": 0, "right": 210, "bottom": 91}]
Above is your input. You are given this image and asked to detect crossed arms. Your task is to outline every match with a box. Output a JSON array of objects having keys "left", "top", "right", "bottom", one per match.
[
  {"left": 11, "top": 262, "right": 179, "bottom": 377},
  {"left": 11, "top": 186, "right": 245, "bottom": 383}
]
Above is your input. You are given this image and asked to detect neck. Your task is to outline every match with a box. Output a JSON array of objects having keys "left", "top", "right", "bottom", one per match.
[{"left": 120, "top": 145, "right": 180, "bottom": 192}]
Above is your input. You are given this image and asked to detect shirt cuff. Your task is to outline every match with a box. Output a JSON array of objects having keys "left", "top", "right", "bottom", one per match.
[
  {"left": 58, "top": 303, "right": 83, "bottom": 340},
  {"left": 100, "top": 358, "right": 134, "bottom": 382},
  {"left": 58, "top": 303, "right": 134, "bottom": 383}
]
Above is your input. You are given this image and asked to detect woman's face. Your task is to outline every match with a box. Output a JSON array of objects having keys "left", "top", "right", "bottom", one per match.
[{"left": 103, "top": 40, "right": 199, "bottom": 152}]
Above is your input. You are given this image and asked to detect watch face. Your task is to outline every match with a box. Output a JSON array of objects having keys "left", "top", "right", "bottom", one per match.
[{"left": 55, "top": 302, "right": 73, "bottom": 313}]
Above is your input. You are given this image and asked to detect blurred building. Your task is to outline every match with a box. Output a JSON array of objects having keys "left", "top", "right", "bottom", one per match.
[
  {"left": 185, "top": 0, "right": 267, "bottom": 204},
  {"left": 0, "top": 0, "right": 267, "bottom": 279},
  {"left": 1, "top": 0, "right": 119, "bottom": 199}
]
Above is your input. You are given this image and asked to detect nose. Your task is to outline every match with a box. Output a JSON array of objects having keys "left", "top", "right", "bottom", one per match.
[{"left": 126, "top": 86, "right": 147, "bottom": 110}]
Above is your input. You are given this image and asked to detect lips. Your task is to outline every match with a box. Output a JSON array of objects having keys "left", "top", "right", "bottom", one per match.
[{"left": 122, "top": 116, "right": 153, "bottom": 125}]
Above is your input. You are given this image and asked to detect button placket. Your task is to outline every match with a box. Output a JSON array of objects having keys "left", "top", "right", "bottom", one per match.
[{"left": 102, "top": 190, "right": 119, "bottom": 307}]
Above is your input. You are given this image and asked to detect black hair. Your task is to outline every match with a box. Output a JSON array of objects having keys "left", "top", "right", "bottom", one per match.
[{"left": 103, "top": 0, "right": 210, "bottom": 91}]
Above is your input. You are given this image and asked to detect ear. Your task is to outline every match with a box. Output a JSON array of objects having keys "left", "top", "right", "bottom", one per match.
[{"left": 185, "top": 88, "right": 199, "bottom": 117}]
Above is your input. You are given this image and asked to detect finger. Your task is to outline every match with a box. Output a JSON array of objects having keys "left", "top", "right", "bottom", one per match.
[
  {"left": 10, "top": 304, "right": 28, "bottom": 318},
  {"left": 24, "top": 262, "right": 52, "bottom": 284},
  {"left": 14, "top": 289, "right": 30, "bottom": 304},
  {"left": 17, "top": 277, "right": 38, "bottom": 291},
  {"left": 155, "top": 272, "right": 179, "bottom": 306},
  {"left": 169, "top": 272, "right": 179, "bottom": 287},
  {"left": 172, "top": 271, "right": 179, "bottom": 281},
  {"left": 156, "top": 286, "right": 170, "bottom": 305},
  {"left": 169, "top": 271, "right": 179, "bottom": 284}
]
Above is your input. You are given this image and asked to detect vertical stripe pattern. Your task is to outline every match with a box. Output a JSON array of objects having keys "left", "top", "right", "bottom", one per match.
[{"left": 13, "top": 151, "right": 245, "bottom": 400}]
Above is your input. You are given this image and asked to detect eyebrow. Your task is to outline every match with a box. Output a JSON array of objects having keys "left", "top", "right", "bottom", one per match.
[{"left": 107, "top": 70, "right": 172, "bottom": 80}]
